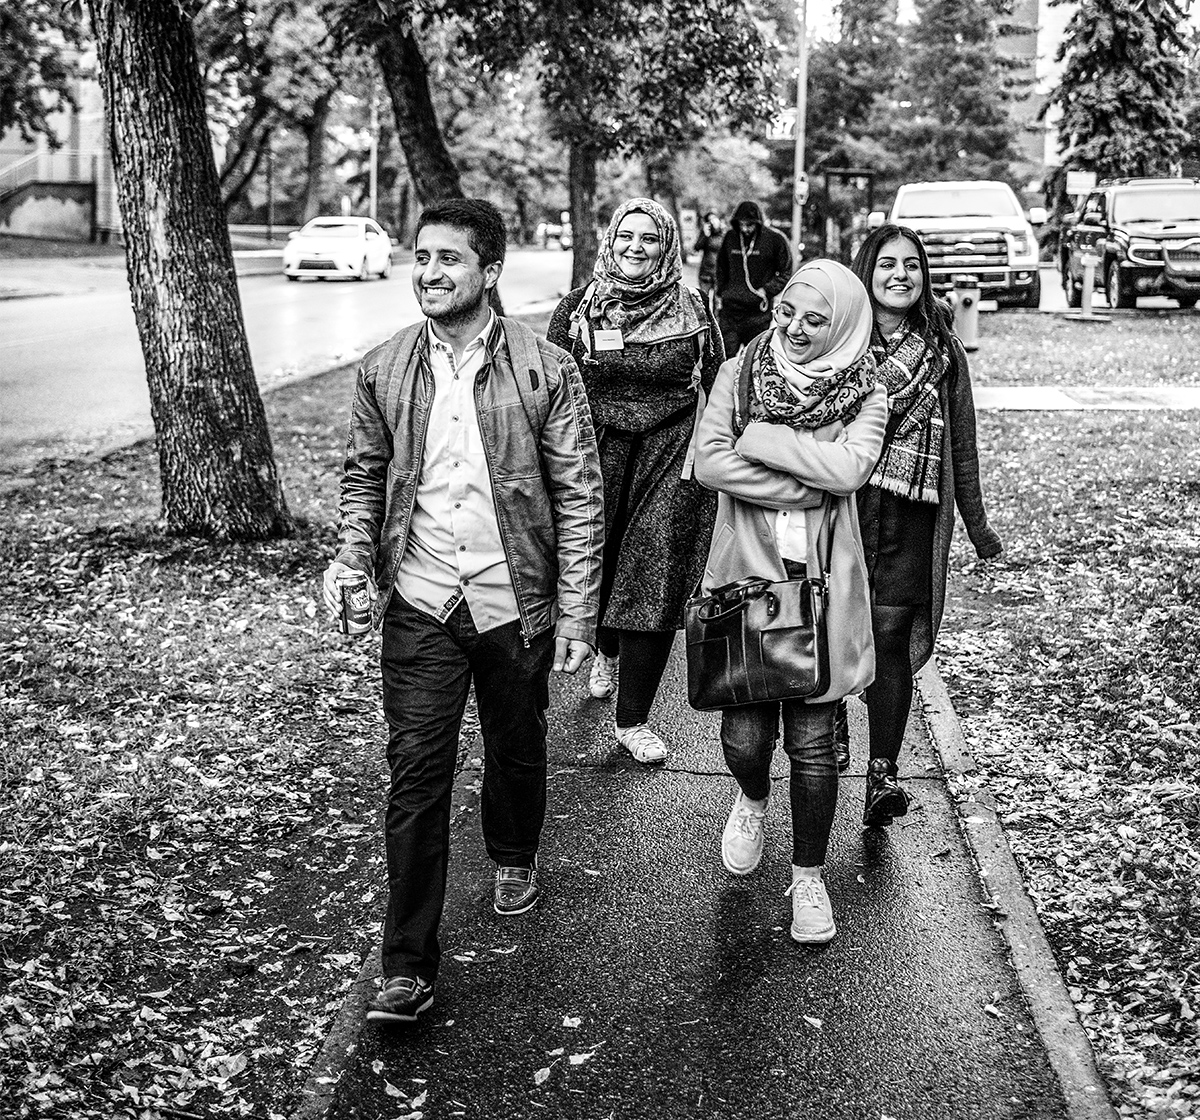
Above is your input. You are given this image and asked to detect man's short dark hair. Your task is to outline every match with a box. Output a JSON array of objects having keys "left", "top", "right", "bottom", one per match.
[{"left": 415, "top": 198, "right": 507, "bottom": 267}]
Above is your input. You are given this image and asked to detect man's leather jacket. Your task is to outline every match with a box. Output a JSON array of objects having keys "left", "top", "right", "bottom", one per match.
[{"left": 334, "top": 316, "right": 605, "bottom": 647}]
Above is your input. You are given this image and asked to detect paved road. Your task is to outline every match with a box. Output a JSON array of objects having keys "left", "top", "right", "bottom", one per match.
[
  {"left": 318, "top": 650, "right": 1071, "bottom": 1120},
  {"left": 0, "top": 249, "right": 573, "bottom": 470}
]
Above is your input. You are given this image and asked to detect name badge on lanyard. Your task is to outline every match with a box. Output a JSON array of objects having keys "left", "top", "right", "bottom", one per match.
[{"left": 593, "top": 329, "right": 624, "bottom": 351}]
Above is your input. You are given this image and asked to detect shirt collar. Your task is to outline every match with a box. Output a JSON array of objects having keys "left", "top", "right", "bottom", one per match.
[{"left": 427, "top": 310, "right": 498, "bottom": 356}]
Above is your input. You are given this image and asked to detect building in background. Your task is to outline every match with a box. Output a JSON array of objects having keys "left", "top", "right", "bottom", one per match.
[{"left": 0, "top": 61, "right": 120, "bottom": 242}]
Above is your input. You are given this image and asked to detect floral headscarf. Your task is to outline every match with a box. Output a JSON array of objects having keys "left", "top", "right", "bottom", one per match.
[
  {"left": 742, "top": 260, "right": 876, "bottom": 431},
  {"left": 586, "top": 197, "right": 707, "bottom": 346}
]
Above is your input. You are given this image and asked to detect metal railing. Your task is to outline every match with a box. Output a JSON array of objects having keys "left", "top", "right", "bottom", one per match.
[{"left": 0, "top": 148, "right": 103, "bottom": 197}]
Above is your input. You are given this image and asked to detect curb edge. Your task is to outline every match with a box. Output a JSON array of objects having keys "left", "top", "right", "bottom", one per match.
[{"left": 917, "top": 659, "right": 1119, "bottom": 1120}]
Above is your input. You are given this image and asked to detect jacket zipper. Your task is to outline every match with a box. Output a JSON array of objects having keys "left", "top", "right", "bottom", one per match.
[{"left": 475, "top": 358, "right": 533, "bottom": 647}]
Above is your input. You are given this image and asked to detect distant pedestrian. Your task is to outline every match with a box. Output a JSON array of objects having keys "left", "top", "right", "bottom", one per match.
[
  {"left": 322, "top": 198, "right": 604, "bottom": 1024},
  {"left": 547, "top": 197, "right": 724, "bottom": 765},
  {"left": 693, "top": 260, "right": 887, "bottom": 943},
  {"left": 845, "top": 224, "right": 1002, "bottom": 827},
  {"left": 693, "top": 211, "right": 724, "bottom": 303},
  {"left": 714, "top": 200, "right": 793, "bottom": 358}
]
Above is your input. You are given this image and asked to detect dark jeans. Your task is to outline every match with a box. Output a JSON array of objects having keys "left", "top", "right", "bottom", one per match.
[
  {"left": 379, "top": 595, "right": 553, "bottom": 983},
  {"left": 721, "top": 698, "right": 839, "bottom": 867},
  {"left": 596, "top": 626, "right": 675, "bottom": 728},
  {"left": 717, "top": 306, "right": 772, "bottom": 358}
]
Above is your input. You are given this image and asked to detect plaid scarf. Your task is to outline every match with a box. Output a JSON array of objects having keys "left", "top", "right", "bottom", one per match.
[
  {"left": 867, "top": 325, "right": 947, "bottom": 503},
  {"left": 743, "top": 334, "right": 876, "bottom": 431}
]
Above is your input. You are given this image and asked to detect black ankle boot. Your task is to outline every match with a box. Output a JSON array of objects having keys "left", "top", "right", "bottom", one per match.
[{"left": 863, "top": 758, "right": 909, "bottom": 827}]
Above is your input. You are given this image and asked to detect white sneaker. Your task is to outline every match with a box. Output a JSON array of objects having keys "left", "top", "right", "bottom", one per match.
[
  {"left": 589, "top": 652, "right": 619, "bottom": 699},
  {"left": 614, "top": 723, "right": 668, "bottom": 764},
  {"left": 786, "top": 875, "right": 836, "bottom": 944},
  {"left": 721, "top": 791, "right": 768, "bottom": 875}
]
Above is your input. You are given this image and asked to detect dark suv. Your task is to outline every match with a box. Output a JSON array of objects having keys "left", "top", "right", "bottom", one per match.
[{"left": 1060, "top": 178, "right": 1200, "bottom": 309}]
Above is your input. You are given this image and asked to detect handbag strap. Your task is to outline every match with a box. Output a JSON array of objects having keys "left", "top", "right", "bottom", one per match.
[{"left": 814, "top": 501, "right": 837, "bottom": 580}]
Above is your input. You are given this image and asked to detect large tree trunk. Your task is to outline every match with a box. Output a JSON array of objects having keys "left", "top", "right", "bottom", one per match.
[
  {"left": 569, "top": 140, "right": 599, "bottom": 288},
  {"left": 301, "top": 91, "right": 333, "bottom": 222},
  {"left": 86, "top": 0, "right": 292, "bottom": 541},
  {"left": 373, "top": 19, "right": 463, "bottom": 206}
]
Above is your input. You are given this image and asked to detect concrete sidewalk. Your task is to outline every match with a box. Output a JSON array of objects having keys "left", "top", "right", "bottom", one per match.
[{"left": 293, "top": 644, "right": 1115, "bottom": 1120}]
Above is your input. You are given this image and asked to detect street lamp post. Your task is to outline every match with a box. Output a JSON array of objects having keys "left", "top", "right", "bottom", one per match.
[
  {"left": 790, "top": 0, "right": 809, "bottom": 265},
  {"left": 368, "top": 86, "right": 379, "bottom": 221}
]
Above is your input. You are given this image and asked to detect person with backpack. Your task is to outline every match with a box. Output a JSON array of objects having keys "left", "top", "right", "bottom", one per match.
[
  {"left": 547, "top": 197, "right": 724, "bottom": 765},
  {"left": 714, "top": 200, "right": 793, "bottom": 358},
  {"left": 322, "top": 198, "right": 604, "bottom": 1024}
]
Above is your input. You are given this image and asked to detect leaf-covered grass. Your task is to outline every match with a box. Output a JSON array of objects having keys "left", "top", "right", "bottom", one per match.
[
  {"left": 940, "top": 312, "right": 1200, "bottom": 1117},
  {"left": 0, "top": 310, "right": 1196, "bottom": 1118},
  {"left": 976, "top": 308, "right": 1200, "bottom": 387},
  {"left": 0, "top": 380, "right": 393, "bottom": 1119}
]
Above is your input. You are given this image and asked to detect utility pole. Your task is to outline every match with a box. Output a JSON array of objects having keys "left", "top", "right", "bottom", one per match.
[
  {"left": 790, "top": 0, "right": 809, "bottom": 265},
  {"left": 368, "top": 85, "right": 379, "bottom": 221},
  {"left": 265, "top": 133, "right": 274, "bottom": 244}
]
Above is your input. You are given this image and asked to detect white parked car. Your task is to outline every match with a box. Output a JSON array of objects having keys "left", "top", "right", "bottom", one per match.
[{"left": 282, "top": 217, "right": 393, "bottom": 281}]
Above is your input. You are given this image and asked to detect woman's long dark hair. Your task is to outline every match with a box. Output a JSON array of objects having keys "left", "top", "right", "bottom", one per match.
[{"left": 851, "top": 223, "right": 955, "bottom": 353}]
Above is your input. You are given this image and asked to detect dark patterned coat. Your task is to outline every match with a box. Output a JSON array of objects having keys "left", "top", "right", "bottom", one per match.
[{"left": 547, "top": 287, "right": 725, "bottom": 631}]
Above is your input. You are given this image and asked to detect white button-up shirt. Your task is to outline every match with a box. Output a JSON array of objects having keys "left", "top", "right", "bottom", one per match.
[
  {"left": 774, "top": 509, "right": 808, "bottom": 564},
  {"left": 396, "top": 314, "right": 520, "bottom": 631}
]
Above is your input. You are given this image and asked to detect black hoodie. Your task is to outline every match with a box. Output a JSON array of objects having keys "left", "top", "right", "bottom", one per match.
[{"left": 715, "top": 201, "right": 793, "bottom": 313}]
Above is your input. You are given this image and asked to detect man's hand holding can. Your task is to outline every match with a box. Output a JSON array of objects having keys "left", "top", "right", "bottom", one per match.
[{"left": 322, "top": 561, "right": 377, "bottom": 636}]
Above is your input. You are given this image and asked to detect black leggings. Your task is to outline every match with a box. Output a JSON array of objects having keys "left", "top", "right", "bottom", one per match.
[
  {"left": 597, "top": 626, "right": 676, "bottom": 728},
  {"left": 864, "top": 604, "right": 919, "bottom": 765}
]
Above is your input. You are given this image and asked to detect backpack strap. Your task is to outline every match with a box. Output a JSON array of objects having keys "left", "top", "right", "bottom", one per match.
[
  {"left": 381, "top": 321, "right": 427, "bottom": 426},
  {"left": 732, "top": 330, "right": 771, "bottom": 437},
  {"left": 681, "top": 288, "right": 713, "bottom": 481},
  {"left": 498, "top": 317, "right": 551, "bottom": 432},
  {"left": 567, "top": 281, "right": 599, "bottom": 362}
]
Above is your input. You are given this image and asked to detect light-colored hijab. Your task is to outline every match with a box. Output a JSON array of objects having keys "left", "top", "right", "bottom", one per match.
[{"left": 770, "top": 259, "right": 872, "bottom": 383}]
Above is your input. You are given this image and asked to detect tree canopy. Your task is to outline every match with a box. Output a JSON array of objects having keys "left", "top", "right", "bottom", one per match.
[
  {"left": 0, "top": 0, "right": 82, "bottom": 144},
  {"left": 1046, "top": 0, "right": 1190, "bottom": 177},
  {"left": 882, "top": 0, "right": 1020, "bottom": 182}
]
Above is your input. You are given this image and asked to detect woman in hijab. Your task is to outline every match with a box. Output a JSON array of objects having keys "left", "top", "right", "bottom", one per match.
[
  {"left": 547, "top": 198, "right": 724, "bottom": 765},
  {"left": 693, "top": 260, "right": 887, "bottom": 943},
  {"left": 844, "top": 225, "right": 1002, "bottom": 828}
]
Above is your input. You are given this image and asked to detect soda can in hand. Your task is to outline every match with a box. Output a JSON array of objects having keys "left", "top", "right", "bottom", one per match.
[{"left": 338, "top": 574, "right": 372, "bottom": 636}]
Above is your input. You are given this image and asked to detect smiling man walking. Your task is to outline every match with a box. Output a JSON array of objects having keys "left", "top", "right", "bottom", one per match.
[{"left": 322, "top": 198, "right": 604, "bottom": 1024}]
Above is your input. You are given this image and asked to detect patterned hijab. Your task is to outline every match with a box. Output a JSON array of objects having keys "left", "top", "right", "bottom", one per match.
[
  {"left": 587, "top": 197, "right": 707, "bottom": 345},
  {"left": 747, "top": 260, "right": 876, "bottom": 430}
]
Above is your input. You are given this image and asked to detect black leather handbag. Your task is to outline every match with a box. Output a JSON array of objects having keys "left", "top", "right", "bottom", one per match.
[{"left": 685, "top": 509, "right": 833, "bottom": 711}]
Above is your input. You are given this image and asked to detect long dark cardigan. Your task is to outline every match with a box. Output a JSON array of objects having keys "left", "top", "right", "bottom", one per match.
[
  {"left": 857, "top": 335, "right": 1002, "bottom": 671},
  {"left": 547, "top": 287, "right": 724, "bottom": 631}
]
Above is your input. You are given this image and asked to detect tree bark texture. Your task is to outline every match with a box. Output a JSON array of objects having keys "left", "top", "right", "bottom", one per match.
[
  {"left": 301, "top": 92, "right": 333, "bottom": 222},
  {"left": 86, "top": 0, "right": 293, "bottom": 540},
  {"left": 374, "top": 20, "right": 463, "bottom": 208},
  {"left": 569, "top": 140, "right": 599, "bottom": 289}
]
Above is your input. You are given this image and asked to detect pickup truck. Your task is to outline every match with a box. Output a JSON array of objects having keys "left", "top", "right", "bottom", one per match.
[
  {"left": 872, "top": 180, "right": 1045, "bottom": 308},
  {"left": 1059, "top": 178, "right": 1200, "bottom": 310}
]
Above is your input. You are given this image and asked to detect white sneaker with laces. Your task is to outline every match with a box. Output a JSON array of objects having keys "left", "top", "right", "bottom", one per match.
[
  {"left": 786, "top": 874, "right": 836, "bottom": 944},
  {"left": 721, "top": 791, "right": 768, "bottom": 875},
  {"left": 614, "top": 723, "right": 668, "bottom": 764},
  {"left": 589, "top": 652, "right": 619, "bottom": 699}
]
